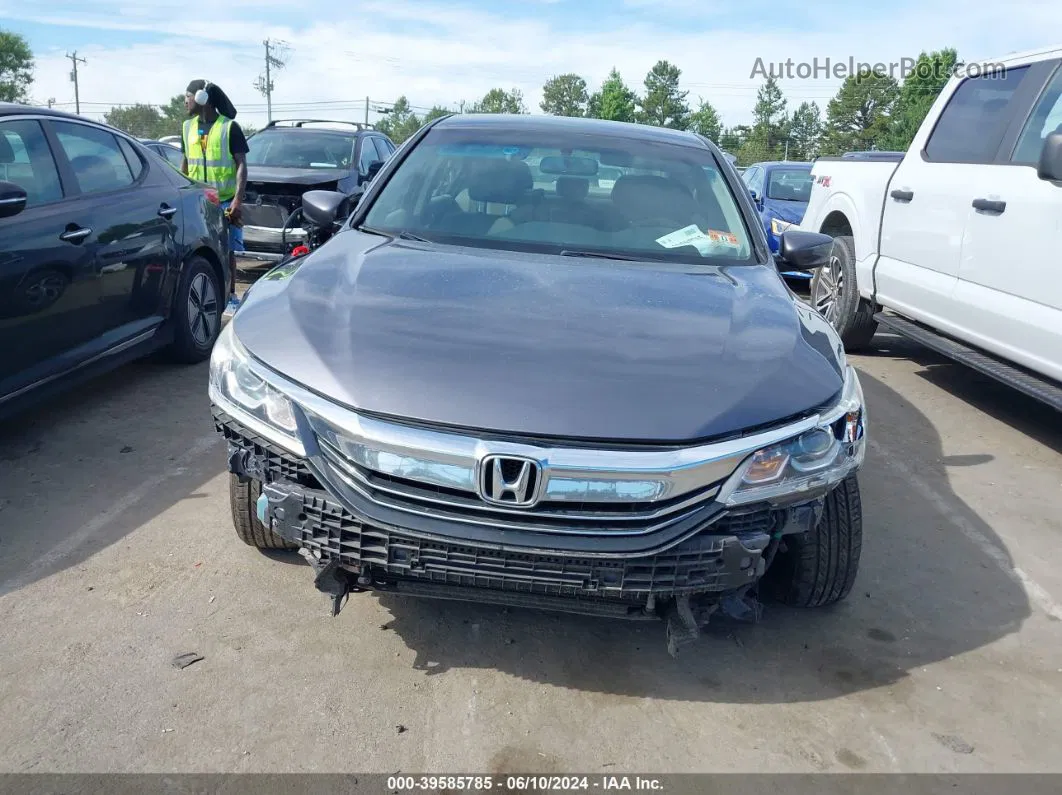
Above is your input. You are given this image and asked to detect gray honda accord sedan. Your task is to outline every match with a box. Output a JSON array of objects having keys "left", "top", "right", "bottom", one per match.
[{"left": 208, "top": 113, "right": 867, "bottom": 654}]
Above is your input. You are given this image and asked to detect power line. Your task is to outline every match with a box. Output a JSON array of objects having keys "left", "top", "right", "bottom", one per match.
[{"left": 66, "top": 51, "right": 87, "bottom": 115}]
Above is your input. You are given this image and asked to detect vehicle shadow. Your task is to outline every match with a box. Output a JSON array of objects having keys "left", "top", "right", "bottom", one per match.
[
  {"left": 0, "top": 355, "right": 225, "bottom": 594},
  {"left": 862, "top": 332, "right": 1062, "bottom": 455},
  {"left": 371, "top": 367, "right": 1035, "bottom": 703}
]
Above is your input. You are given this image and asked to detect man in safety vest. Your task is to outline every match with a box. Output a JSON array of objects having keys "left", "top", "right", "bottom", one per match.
[{"left": 180, "top": 79, "right": 250, "bottom": 316}]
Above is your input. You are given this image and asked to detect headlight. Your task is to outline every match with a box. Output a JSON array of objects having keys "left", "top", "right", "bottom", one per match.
[
  {"left": 719, "top": 366, "right": 866, "bottom": 507},
  {"left": 208, "top": 321, "right": 305, "bottom": 456},
  {"left": 770, "top": 217, "right": 794, "bottom": 236}
]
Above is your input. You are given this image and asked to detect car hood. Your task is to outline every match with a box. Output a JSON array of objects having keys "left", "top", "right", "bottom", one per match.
[
  {"left": 234, "top": 233, "right": 845, "bottom": 443},
  {"left": 763, "top": 198, "right": 808, "bottom": 225},
  {"left": 246, "top": 166, "right": 351, "bottom": 186}
]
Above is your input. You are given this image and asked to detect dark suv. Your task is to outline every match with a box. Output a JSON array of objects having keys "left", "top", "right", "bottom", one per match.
[
  {"left": 239, "top": 120, "right": 396, "bottom": 263},
  {"left": 0, "top": 103, "right": 229, "bottom": 419},
  {"left": 209, "top": 114, "right": 867, "bottom": 655}
]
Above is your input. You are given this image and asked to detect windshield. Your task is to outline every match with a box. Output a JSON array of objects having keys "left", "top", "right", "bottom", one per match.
[
  {"left": 361, "top": 126, "right": 754, "bottom": 264},
  {"left": 765, "top": 168, "right": 813, "bottom": 202},
  {"left": 245, "top": 130, "right": 357, "bottom": 169}
]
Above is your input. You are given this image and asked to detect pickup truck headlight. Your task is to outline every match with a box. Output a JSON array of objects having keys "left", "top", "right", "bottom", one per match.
[
  {"left": 208, "top": 321, "right": 305, "bottom": 456},
  {"left": 770, "top": 217, "right": 794, "bottom": 236},
  {"left": 719, "top": 366, "right": 866, "bottom": 507}
]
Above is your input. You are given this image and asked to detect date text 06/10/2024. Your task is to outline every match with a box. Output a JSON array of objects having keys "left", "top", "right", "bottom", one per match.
[{"left": 386, "top": 775, "right": 666, "bottom": 791}]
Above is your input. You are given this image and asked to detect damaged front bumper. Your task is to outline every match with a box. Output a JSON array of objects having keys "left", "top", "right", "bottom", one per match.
[{"left": 216, "top": 409, "right": 827, "bottom": 653}]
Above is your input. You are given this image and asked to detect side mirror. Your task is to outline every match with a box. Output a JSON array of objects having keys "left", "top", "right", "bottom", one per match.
[
  {"left": 0, "top": 181, "right": 28, "bottom": 219},
  {"left": 777, "top": 230, "right": 835, "bottom": 271},
  {"left": 366, "top": 160, "right": 384, "bottom": 181},
  {"left": 302, "top": 189, "right": 350, "bottom": 228},
  {"left": 1038, "top": 131, "right": 1062, "bottom": 182},
  {"left": 749, "top": 188, "right": 762, "bottom": 206}
]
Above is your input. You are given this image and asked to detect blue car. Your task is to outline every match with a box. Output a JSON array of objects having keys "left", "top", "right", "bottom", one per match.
[{"left": 742, "top": 161, "right": 815, "bottom": 278}]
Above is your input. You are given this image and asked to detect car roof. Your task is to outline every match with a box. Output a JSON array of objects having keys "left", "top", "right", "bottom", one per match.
[
  {"left": 749, "top": 161, "right": 813, "bottom": 169},
  {"left": 432, "top": 113, "right": 714, "bottom": 148},
  {"left": 0, "top": 102, "right": 90, "bottom": 121}
]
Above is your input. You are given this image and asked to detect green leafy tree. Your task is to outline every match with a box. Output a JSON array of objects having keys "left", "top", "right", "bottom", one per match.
[
  {"left": 637, "top": 60, "right": 690, "bottom": 129},
  {"left": 157, "top": 94, "right": 190, "bottom": 137},
  {"left": 587, "top": 68, "right": 638, "bottom": 123},
  {"left": 719, "top": 125, "right": 749, "bottom": 156},
  {"left": 469, "top": 88, "right": 527, "bottom": 114},
  {"left": 0, "top": 29, "right": 34, "bottom": 103},
  {"left": 884, "top": 48, "right": 959, "bottom": 150},
  {"left": 823, "top": 68, "right": 900, "bottom": 154},
  {"left": 422, "top": 106, "right": 451, "bottom": 124},
  {"left": 740, "top": 75, "right": 788, "bottom": 162},
  {"left": 687, "top": 98, "right": 722, "bottom": 142},
  {"left": 104, "top": 104, "right": 165, "bottom": 138},
  {"left": 540, "top": 73, "right": 589, "bottom": 117},
  {"left": 787, "top": 101, "right": 823, "bottom": 160},
  {"left": 375, "top": 96, "right": 424, "bottom": 144}
]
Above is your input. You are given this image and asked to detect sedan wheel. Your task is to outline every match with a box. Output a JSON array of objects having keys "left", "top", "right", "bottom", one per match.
[{"left": 187, "top": 272, "right": 219, "bottom": 347}]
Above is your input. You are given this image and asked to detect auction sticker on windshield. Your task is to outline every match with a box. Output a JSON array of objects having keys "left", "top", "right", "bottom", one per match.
[{"left": 656, "top": 225, "right": 741, "bottom": 255}]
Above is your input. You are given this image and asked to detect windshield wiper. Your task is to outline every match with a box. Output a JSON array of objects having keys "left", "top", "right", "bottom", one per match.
[
  {"left": 356, "top": 225, "right": 430, "bottom": 243},
  {"left": 558, "top": 249, "right": 645, "bottom": 262},
  {"left": 559, "top": 249, "right": 674, "bottom": 263}
]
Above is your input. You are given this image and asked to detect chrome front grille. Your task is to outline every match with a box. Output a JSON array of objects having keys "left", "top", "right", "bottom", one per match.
[
  {"left": 316, "top": 435, "right": 722, "bottom": 535},
  {"left": 227, "top": 357, "right": 824, "bottom": 539}
]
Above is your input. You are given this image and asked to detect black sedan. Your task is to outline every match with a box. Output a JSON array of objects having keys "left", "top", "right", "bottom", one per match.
[
  {"left": 210, "top": 113, "right": 867, "bottom": 655},
  {"left": 0, "top": 103, "right": 230, "bottom": 419}
]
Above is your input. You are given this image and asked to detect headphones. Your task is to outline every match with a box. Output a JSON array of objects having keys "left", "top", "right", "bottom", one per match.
[{"left": 194, "top": 80, "right": 212, "bottom": 106}]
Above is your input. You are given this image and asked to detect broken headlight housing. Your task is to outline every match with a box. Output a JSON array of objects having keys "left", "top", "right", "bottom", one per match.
[
  {"left": 718, "top": 365, "right": 866, "bottom": 507},
  {"left": 208, "top": 321, "right": 305, "bottom": 456}
]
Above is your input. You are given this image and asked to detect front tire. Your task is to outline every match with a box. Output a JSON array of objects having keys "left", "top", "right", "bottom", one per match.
[
  {"left": 761, "top": 475, "right": 863, "bottom": 608},
  {"left": 810, "top": 235, "right": 877, "bottom": 351},
  {"left": 229, "top": 475, "right": 298, "bottom": 550},
  {"left": 168, "top": 256, "right": 222, "bottom": 363}
]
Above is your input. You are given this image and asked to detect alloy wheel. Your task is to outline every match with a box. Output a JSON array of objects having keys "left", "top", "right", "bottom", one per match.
[
  {"left": 813, "top": 255, "right": 843, "bottom": 324},
  {"left": 187, "top": 272, "right": 219, "bottom": 347}
]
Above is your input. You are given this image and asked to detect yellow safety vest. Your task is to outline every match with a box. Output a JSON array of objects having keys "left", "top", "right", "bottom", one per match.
[{"left": 183, "top": 115, "right": 237, "bottom": 201}]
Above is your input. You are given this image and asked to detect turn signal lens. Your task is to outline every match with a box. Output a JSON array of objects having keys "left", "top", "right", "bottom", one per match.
[{"left": 742, "top": 448, "right": 790, "bottom": 484}]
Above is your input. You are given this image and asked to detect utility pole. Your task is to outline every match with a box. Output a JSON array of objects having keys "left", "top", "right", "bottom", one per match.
[
  {"left": 365, "top": 96, "right": 370, "bottom": 126},
  {"left": 66, "top": 51, "right": 86, "bottom": 115},
  {"left": 46, "top": 98, "right": 56, "bottom": 109},
  {"left": 254, "top": 39, "right": 288, "bottom": 123}
]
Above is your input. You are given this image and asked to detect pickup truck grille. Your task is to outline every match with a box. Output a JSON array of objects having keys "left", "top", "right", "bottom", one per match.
[{"left": 316, "top": 437, "right": 722, "bottom": 536}]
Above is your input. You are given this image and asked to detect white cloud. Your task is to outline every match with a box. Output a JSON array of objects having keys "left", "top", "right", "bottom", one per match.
[{"left": 8, "top": 0, "right": 1059, "bottom": 131}]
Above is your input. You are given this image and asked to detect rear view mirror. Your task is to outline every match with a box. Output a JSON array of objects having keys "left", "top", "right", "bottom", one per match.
[
  {"left": 777, "top": 230, "right": 835, "bottom": 271},
  {"left": 539, "top": 155, "right": 599, "bottom": 177},
  {"left": 1038, "top": 131, "right": 1062, "bottom": 182},
  {"left": 0, "top": 181, "right": 28, "bottom": 219},
  {"left": 302, "top": 189, "right": 350, "bottom": 228}
]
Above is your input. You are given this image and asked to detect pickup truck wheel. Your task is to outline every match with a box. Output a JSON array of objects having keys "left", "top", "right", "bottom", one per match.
[
  {"left": 811, "top": 235, "right": 877, "bottom": 351},
  {"left": 229, "top": 474, "right": 298, "bottom": 550},
  {"left": 761, "top": 475, "right": 863, "bottom": 608}
]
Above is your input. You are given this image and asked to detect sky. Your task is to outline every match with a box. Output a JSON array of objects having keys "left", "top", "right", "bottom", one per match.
[{"left": 2, "top": 0, "right": 1059, "bottom": 131}]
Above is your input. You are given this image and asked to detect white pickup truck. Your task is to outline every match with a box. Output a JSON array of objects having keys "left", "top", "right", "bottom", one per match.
[{"left": 798, "top": 44, "right": 1062, "bottom": 411}]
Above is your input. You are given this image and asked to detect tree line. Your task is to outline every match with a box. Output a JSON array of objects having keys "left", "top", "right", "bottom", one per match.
[
  {"left": 1, "top": 25, "right": 959, "bottom": 166},
  {"left": 381, "top": 49, "right": 959, "bottom": 167}
]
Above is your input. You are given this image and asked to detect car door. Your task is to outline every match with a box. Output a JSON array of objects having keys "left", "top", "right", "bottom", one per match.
[
  {"left": 49, "top": 119, "right": 182, "bottom": 341},
  {"left": 743, "top": 167, "right": 763, "bottom": 205},
  {"left": 953, "top": 58, "right": 1062, "bottom": 381},
  {"left": 0, "top": 116, "right": 104, "bottom": 397},
  {"left": 875, "top": 65, "right": 1036, "bottom": 327},
  {"left": 355, "top": 136, "right": 384, "bottom": 186}
]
